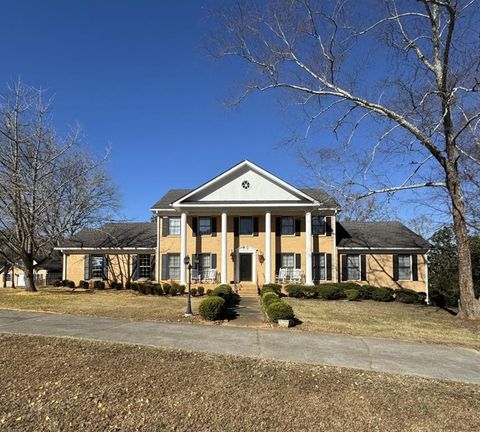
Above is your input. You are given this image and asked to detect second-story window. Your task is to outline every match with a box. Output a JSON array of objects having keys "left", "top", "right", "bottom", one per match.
[
  {"left": 312, "top": 216, "right": 326, "bottom": 235},
  {"left": 168, "top": 217, "right": 181, "bottom": 236},
  {"left": 281, "top": 216, "right": 295, "bottom": 235},
  {"left": 239, "top": 216, "right": 253, "bottom": 235},
  {"left": 198, "top": 217, "right": 212, "bottom": 235}
]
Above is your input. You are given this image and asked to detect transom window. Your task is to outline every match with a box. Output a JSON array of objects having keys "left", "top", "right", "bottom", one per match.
[
  {"left": 91, "top": 255, "right": 105, "bottom": 279},
  {"left": 347, "top": 255, "right": 360, "bottom": 281},
  {"left": 281, "top": 216, "right": 295, "bottom": 235},
  {"left": 168, "top": 254, "right": 180, "bottom": 280},
  {"left": 239, "top": 216, "right": 253, "bottom": 235},
  {"left": 281, "top": 253, "right": 295, "bottom": 269},
  {"left": 138, "top": 254, "right": 151, "bottom": 279},
  {"left": 398, "top": 254, "right": 412, "bottom": 280},
  {"left": 312, "top": 216, "right": 326, "bottom": 235},
  {"left": 168, "top": 217, "right": 181, "bottom": 236},
  {"left": 198, "top": 217, "right": 212, "bottom": 236}
]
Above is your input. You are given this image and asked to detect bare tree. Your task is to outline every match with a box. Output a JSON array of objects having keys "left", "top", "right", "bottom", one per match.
[
  {"left": 212, "top": 0, "right": 480, "bottom": 318},
  {"left": 0, "top": 81, "right": 118, "bottom": 292}
]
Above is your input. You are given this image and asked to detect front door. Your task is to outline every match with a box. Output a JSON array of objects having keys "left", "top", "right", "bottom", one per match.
[{"left": 239, "top": 254, "right": 252, "bottom": 282}]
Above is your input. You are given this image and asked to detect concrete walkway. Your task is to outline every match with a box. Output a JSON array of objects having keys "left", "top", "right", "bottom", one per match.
[
  {"left": 0, "top": 309, "right": 479, "bottom": 385},
  {"left": 226, "top": 296, "right": 266, "bottom": 327}
]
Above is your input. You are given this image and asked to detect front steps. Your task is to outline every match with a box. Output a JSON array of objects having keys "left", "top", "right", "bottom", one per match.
[{"left": 235, "top": 283, "right": 259, "bottom": 297}]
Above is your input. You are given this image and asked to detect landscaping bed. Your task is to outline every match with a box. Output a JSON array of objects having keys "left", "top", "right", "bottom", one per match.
[{"left": 1, "top": 334, "right": 479, "bottom": 432}]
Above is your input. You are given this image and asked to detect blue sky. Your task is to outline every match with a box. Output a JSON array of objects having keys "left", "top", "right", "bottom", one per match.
[
  {"left": 0, "top": 0, "right": 303, "bottom": 221},
  {"left": 0, "top": 0, "right": 440, "bottom": 228}
]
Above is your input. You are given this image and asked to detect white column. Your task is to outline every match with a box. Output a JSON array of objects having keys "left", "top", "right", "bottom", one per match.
[
  {"left": 62, "top": 253, "right": 67, "bottom": 280},
  {"left": 180, "top": 212, "right": 187, "bottom": 285},
  {"left": 221, "top": 212, "right": 228, "bottom": 284},
  {"left": 265, "top": 212, "right": 271, "bottom": 284},
  {"left": 305, "top": 211, "right": 313, "bottom": 285},
  {"left": 156, "top": 214, "right": 161, "bottom": 281}
]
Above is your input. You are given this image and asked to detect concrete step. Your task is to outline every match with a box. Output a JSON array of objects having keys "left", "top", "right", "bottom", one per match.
[{"left": 235, "top": 284, "right": 259, "bottom": 297}]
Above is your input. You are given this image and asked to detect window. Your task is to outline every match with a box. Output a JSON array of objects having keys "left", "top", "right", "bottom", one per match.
[
  {"left": 239, "top": 216, "right": 253, "bottom": 235},
  {"left": 5, "top": 273, "right": 12, "bottom": 282},
  {"left": 281, "top": 216, "right": 295, "bottom": 235},
  {"left": 91, "top": 255, "right": 105, "bottom": 279},
  {"left": 138, "top": 254, "right": 151, "bottom": 279},
  {"left": 347, "top": 255, "right": 360, "bottom": 280},
  {"left": 198, "top": 254, "right": 211, "bottom": 274},
  {"left": 398, "top": 254, "right": 412, "bottom": 280},
  {"left": 281, "top": 253, "right": 295, "bottom": 269},
  {"left": 313, "top": 254, "right": 326, "bottom": 280},
  {"left": 198, "top": 217, "right": 212, "bottom": 236},
  {"left": 312, "top": 216, "right": 326, "bottom": 235},
  {"left": 168, "top": 254, "right": 180, "bottom": 280},
  {"left": 168, "top": 217, "right": 181, "bottom": 236}
]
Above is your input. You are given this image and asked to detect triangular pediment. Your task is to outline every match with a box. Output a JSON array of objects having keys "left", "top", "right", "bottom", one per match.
[{"left": 173, "top": 161, "right": 315, "bottom": 206}]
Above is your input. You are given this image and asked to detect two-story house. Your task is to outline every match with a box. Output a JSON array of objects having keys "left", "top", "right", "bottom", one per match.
[{"left": 57, "top": 160, "right": 430, "bottom": 296}]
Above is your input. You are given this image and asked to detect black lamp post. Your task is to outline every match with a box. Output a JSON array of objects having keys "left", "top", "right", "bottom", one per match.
[{"left": 184, "top": 255, "right": 193, "bottom": 316}]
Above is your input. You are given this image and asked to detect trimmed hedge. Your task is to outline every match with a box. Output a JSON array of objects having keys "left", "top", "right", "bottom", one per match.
[
  {"left": 66, "top": 280, "right": 75, "bottom": 288},
  {"left": 93, "top": 280, "right": 105, "bottom": 290},
  {"left": 266, "top": 302, "right": 294, "bottom": 322},
  {"left": 208, "top": 284, "right": 234, "bottom": 305},
  {"left": 163, "top": 283, "right": 171, "bottom": 295},
  {"left": 261, "top": 283, "right": 282, "bottom": 295},
  {"left": 197, "top": 286, "right": 205, "bottom": 296},
  {"left": 79, "top": 280, "right": 89, "bottom": 289},
  {"left": 395, "top": 288, "right": 424, "bottom": 304},
  {"left": 317, "top": 284, "right": 346, "bottom": 300},
  {"left": 285, "top": 284, "right": 305, "bottom": 298},
  {"left": 199, "top": 296, "right": 225, "bottom": 320},
  {"left": 345, "top": 288, "right": 361, "bottom": 301},
  {"left": 262, "top": 292, "right": 281, "bottom": 308}
]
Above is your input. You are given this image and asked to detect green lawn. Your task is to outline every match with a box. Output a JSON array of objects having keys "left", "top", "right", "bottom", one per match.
[
  {"left": 286, "top": 298, "right": 480, "bottom": 349},
  {"left": 1, "top": 334, "right": 479, "bottom": 432},
  {"left": 0, "top": 287, "right": 202, "bottom": 322}
]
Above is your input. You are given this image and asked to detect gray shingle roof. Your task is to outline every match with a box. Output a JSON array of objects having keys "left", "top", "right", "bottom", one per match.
[
  {"left": 337, "top": 221, "right": 430, "bottom": 250},
  {"left": 58, "top": 222, "right": 157, "bottom": 249},
  {"left": 151, "top": 188, "right": 338, "bottom": 209}
]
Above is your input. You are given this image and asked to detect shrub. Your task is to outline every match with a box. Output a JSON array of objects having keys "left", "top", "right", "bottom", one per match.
[
  {"left": 125, "top": 281, "right": 131, "bottom": 290},
  {"left": 163, "top": 283, "right": 171, "bottom": 295},
  {"left": 191, "top": 287, "right": 198, "bottom": 296},
  {"left": 266, "top": 301, "right": 294, "bottom": 322},
  {"left": 93, "top": 280, "right": 105, "bottom": 290},
  {"left": 66, "top": 280, "right": 75, "bottom": 288},
  {"left": 206, "top": 289, "right": 212, "bottom": 296},
  {"left": 262, "top": 283, "right": 282, "bottom": 295},
  {"left": 170, "top": 285, "right": 178, "bottom": 296},
  {"left": 209, "top": 285, "right": 233, "bottom": 304},
  {"left": 317, "top": 285, "right": 346, "bottom": 300},
  {"left": 111, "top": 281, "right": 123, "bottom": 290},
  {"left": 395, "top": 288, "right": 424, "bottom": 304},
  {"left": 262, "top": 292, "right": 281, "bottom": 308},
  {"left": 285, "top": 284, "right": 305, "bottom": 298},
  {"left": 303, "top": 285, "right": 319, "bottom": 299},
  {"left": 61, "top": 279, "right": 69, "bottom": 287},
  {"left": 345, "top": 288, "right": 361, "bottom": 301},
  {"left": 53, "top": 280, "right": 62, "bottom": 287},
  {"left": 79, "top": 280, "right": 89, "bottom": 289},
  {"left": 130, "top": 282, "right": 139, "bottom": 291},
  {"left": 197, "top": 286, "right": 205, "bottom": 296},
  {"left": 178, "top": 285, "right": 186, "bottom": 295},
  {"left": 199, "top": 296, "right": 225, "bottom": 320},
  {"left": 369, "top": 286, "right": 394, "bottom": 302},
  {"left": 153, "top": 284, "right": 163, "bottom": 295},
  {"left": 260, "top": 286, "right": 277, "bottom": 296},
  {"left": 137, "top": 284, "right": 145, "bottom": 294}
]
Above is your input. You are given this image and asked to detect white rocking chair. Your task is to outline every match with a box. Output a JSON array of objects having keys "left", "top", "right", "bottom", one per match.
[{"left": 276, "top": 268, "right": 288, "bottom": 284}]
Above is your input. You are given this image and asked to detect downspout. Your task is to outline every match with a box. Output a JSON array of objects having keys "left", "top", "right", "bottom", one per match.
[{"left": 424, "top": 252, "right": 429, "bottom": 305}]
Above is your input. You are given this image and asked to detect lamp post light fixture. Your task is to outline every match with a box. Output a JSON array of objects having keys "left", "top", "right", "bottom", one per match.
[{"left": 184, "top": 255, "right": 193, "bottom": 316}]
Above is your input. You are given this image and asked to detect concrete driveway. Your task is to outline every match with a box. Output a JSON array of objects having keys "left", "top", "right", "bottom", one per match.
[{"left": 0, "top": 309, "right": 479, "bottom": 385}]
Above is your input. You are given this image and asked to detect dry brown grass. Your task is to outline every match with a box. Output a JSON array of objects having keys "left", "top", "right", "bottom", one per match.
[
  {"left": 0, "top": 334, "right": 479, "bottom": 432},
  {"left": 0, "top": 287, "right": 202, "bottom": 322},
  {"left": 286, "top": 298, "right": 480, "bottom": 350}
]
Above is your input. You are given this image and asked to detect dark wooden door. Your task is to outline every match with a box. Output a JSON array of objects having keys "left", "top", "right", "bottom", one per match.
[{"left": 239, "top": 254, "right": 252, "bottom": 281}]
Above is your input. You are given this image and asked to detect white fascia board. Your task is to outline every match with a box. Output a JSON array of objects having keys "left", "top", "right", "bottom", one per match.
[
  {"left": 54, "top": 247, "right": 156, "bottom": 253},
  {"left": 172, "top": 160, "right": 317, "bottom": 206},
  {"left": 337, "top": 247, "right": 429, "bottom": 251}
]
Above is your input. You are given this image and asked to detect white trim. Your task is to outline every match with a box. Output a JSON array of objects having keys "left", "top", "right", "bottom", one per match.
[
  {"left": 180, "top": 212, "right": 187, "bottom": 285},
  {"left": 305, "top": 212, "right": 313, "bottom": 285},
  {"left": 55, "top": 247, "right": 155, "bottom": 253},
  {"left": 235, "top": 247, "right": 256, "bottom": 283},
  {"left": 62, "top": 253, "right": 67, "bottom": 280},
  {"left": 424, "top": 253, "right": 429, "bottom": 304},
  {"left": 265, "top": 212, "right": 271, "bottom": 284},
  {"left": 156, "top": 215, "right": 161, "bottom": 282},
  {"left": 173, "top": 203, "right": 320, "bottom": 208},
  {"left": 337, "top": 247, "right": 428, "bottom": 251},
  {"left": 171, "top": 160, "right": 318, "bottom": 207},
  {"left": 221, "top": 212, "right": 228, "bottom": 284}
]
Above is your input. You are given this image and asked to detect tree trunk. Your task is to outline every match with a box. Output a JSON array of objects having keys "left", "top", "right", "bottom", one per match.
[
  {"left": 22, "top": 254, "right": 37, "bottom": 292},
  {"left": 446, "top": 165, "right": 480, "bottom": 319}
]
